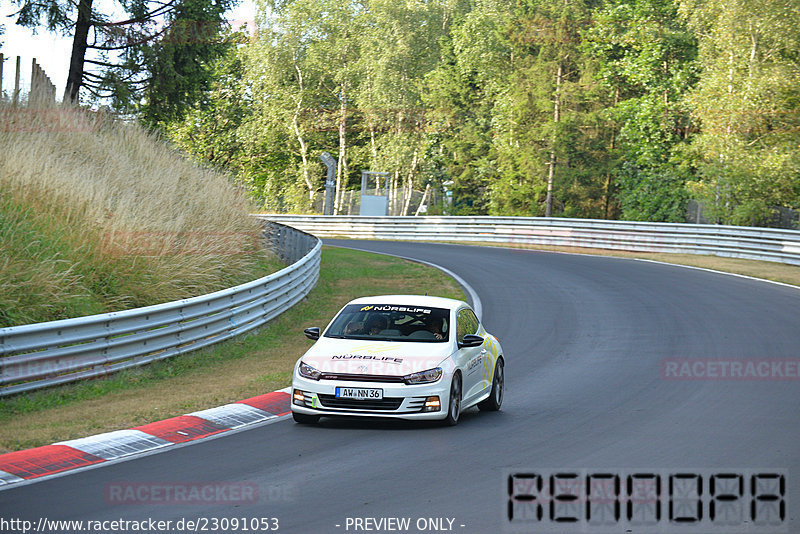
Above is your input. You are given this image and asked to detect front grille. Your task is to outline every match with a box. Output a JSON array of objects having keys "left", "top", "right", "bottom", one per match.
[
  {"left": 317, "top": 394, "right": 403, "bottom": 411},
  {"left": 319, "top": 373, "right": 405, "bottom": 383}
]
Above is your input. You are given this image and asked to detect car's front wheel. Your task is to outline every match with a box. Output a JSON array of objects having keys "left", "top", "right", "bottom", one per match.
[
  {"left": 479, "top": 357, "right": 504, "bottom": 411},
  {"left": 292, "top": 412, "right": 320, "bottom": 424},
  {"left": 443, "top": 373, "right": 462, "bottom": 426}
]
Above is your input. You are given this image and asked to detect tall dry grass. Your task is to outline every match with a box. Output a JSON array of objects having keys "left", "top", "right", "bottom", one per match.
[{"left": 0, "top": 105, "right": 277, "bottom": 327}]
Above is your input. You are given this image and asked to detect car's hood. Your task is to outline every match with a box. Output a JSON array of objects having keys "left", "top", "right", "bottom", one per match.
[{"left": 301, "top": 338, "right": 453, "bottom": 376}]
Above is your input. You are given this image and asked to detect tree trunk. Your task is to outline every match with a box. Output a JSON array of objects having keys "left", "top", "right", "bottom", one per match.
[
  {"left": 402, "top": 148, "right": 418, "bottom": 215},
  {"left": 390, "top": 171, "right": 399, "bottom": 215},
  {"left": 334, "top": 84, "right": 348, "bottom": 215},
  {"left": 64, "top": 0, "right": 94, "bottom": 103},
  {"left": 605, "top": 86, "right": 619, "bottom": 219},
  {"left": 414, "top": 183, "right": 430, "bottom": 216},
  {"left": 292, "top": 58, "right": 314, "bottom": 206},
  {"left": 545, "top": 62, "right": 562, "bottom": 217},
  {"left": 369, "top": 122, "right": 378, "bottom": 167},
  {"left": 293, "top": 108, "right": 313, "bottom": 206}
]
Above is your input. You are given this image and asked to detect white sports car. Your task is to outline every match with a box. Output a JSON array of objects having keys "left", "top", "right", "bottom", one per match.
[{"left": 291, "top": 295, "right": 504, "bottom": 425}]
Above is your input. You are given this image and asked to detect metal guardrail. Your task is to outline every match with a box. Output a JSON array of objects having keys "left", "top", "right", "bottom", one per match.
[
  {"left": 257, "top": 215, "right": 800, "bottom": 267},
  {"left": 0, "top": 222, "right": 321, "bottom": 397}
]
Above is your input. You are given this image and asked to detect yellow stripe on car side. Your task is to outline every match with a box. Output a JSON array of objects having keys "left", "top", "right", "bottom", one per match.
[{"left": 483, "top": 335, "right": 497, "bottom": 385}]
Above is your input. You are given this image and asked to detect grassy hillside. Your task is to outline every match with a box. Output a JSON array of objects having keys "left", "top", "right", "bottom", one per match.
[{"left": 0, "top": 106, "right": 280, "bottom": 328}]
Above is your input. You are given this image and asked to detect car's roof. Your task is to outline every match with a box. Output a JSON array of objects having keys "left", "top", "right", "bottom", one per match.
[{"left": 346, "top": 294, "right": 468, "bottom": 310}]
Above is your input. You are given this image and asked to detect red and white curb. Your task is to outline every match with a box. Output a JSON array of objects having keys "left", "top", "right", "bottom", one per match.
[{"left": 0, "top": 388, "right": 291, "bottom": 488}]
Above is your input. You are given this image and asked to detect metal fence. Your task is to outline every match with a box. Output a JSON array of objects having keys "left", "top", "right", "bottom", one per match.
[
  {"left": 0, "top": 222, "right": 320, "bottom": 397},
  {"left": 257, "top": 215, "right": 800, "bottom": 266}
]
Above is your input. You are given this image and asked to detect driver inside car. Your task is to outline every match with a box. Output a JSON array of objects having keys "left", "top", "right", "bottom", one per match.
[
  {"left": 423, "top": 314, "right": 444, "bottom": 339},
  {"left": 364, "top": 315, "right": 388, "bottom": 335}
]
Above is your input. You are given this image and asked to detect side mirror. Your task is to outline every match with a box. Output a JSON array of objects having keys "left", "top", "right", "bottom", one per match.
[
  {"left": 304, "top": 327, "right": 321, "bottom": 341},
  {"left": 458, "top": 334, "right": 484, "bottom": 348}
]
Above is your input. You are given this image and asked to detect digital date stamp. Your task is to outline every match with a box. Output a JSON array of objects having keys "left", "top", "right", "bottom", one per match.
[{"left": 503, "top": 468, "right": 787, "bottom": 533}]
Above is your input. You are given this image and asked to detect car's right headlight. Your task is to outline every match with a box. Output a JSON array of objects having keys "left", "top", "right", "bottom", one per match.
[
  {"left": 298, "top": 361, "right": 321, "bottom": 380},
  {"left": 403, "top": 367, "right": 443, "bottom": 384}
]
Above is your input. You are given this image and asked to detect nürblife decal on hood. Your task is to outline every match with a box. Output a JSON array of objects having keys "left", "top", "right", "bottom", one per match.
[
  {"left": 303, "top": 338, "right": 453, "bottom": 375},
  {"left": 331, "top": 354, "right": 403, "bottom": 363}
]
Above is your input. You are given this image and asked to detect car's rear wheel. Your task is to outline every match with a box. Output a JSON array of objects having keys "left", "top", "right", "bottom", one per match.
[
  {"left": 479, "top": 357, "right": 504, "bottom": 411},
  {"left": 443, "top": 373, "right": 462, "bottom": 426},
  {"left": 292, "top": 412, "right": 320, "bottom": 424}
]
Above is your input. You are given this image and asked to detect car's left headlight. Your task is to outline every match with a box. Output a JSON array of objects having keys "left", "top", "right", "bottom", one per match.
[
  {"left": 298, "top": 361, "right": 321, "bottom": 380},
  {"left": 403, "top": 367, "right": 443, "bottom": 384}
]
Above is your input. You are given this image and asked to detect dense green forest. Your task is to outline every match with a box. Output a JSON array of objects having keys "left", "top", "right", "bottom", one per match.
[{"left": 145, "top": 0, "right": 798, "bottom": 223}]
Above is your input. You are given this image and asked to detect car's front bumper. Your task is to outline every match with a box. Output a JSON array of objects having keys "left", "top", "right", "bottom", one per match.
[{"left": 291, "top": 375, "right": 451, "bottom": 420}]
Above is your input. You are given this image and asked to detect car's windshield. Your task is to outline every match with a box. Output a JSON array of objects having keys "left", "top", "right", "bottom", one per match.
[{"left": 324, "top": 304, "right": 450, "bottom": 342}]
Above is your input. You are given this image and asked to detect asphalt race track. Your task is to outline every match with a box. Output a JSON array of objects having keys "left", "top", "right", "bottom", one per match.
[{"left": 2, "top": 240, "right": 799, "bottom": 533}]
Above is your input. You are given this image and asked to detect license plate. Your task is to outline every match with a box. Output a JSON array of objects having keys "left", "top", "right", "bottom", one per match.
[{"left": 335, "top": 387, "right": 383, "bottom": 400}]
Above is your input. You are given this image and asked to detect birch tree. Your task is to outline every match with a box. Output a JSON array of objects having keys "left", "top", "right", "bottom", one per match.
[
  {"left": 356, "top": 0, "right": 451, "bottom": 214},
  {"left": 681, "top": 0, "right": 800, "bottom": 224}
]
